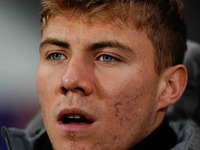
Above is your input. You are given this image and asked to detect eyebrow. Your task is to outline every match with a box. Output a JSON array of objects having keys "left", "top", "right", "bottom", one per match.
[
  {"left": 40, "top": 38, "right": 69, "bottom": 52},
  {"left": 89, "top": 40, "right": 134, "bottom": 54},
  {"left": 40, "top": 38, "right": 134, "bottom": 55}
]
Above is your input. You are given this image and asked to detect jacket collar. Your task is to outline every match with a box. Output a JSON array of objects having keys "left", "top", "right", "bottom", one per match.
[{"left": 131, "top": 118, "right": 177, "bottom": 150}]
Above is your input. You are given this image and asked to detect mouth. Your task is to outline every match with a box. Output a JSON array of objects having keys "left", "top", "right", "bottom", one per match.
[
  {"left": 60, "top": 114, "right": 93, "bottom": 124},
  {"left": 57, "top": 108, "right": 95, "bottom": 132}
]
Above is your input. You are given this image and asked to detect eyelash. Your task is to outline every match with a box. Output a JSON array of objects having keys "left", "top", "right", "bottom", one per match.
[
  {"left": 47, "top": 52, "right": 66, "bottom": 61},
  {"left": 46, "top": 52, "right": 120, "bottom": 63},
  {"left": 97, "top": 54, "right": 119, "bottom": 62}
]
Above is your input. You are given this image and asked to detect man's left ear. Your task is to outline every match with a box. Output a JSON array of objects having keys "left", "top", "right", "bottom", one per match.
[{"left": 157, "top": 65, "right": 187, "bottom": 110}]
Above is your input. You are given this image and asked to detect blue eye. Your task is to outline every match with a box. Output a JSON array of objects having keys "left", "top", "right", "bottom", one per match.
[
  {"left": 50, "top": 53, "right": 66, "bottom": 60},
  {"left": 99, "top": 55, "right": 116, "bottom": 62}
]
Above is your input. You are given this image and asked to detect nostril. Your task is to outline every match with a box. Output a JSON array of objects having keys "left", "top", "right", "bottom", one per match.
[
  {"left": 62, "top": 87, "right": 68, "bottom": 94},
  {"left": 61, "top": 87, "right": 85, "bottom": 94},
  {"left": 75, "top": 87, "right": 85, "bottom": 93}
]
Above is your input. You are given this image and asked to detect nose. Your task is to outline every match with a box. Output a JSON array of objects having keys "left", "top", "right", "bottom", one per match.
[{"left": 61, "top": 56, "right": 93, "bottom": 96}]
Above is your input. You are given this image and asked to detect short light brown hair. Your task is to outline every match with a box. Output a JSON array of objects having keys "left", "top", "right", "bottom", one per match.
[{"left": 41, "top": 0, "right": 187, "bottom": 75}]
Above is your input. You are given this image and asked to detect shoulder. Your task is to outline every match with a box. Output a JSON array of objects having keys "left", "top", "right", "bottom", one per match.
[
  {"left": 1, "top": 111, "right": 46, "bottom": 150},
  {"left": 170, "top": 120, "right": 200, "bottom": 150},
  {"left": 185, "top": 40, "right": 200, "bottom": 64}
]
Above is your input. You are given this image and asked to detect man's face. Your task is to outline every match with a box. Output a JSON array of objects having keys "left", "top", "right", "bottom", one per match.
[{"left": 37, "top": 15, "right": 161, "bottom": 150}]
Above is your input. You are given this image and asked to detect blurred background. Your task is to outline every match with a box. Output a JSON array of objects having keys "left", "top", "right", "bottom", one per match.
[
  {"left": 183, "top": 0, "right": 200, "bottom": 43},
  {"left": 0, "top": 0, "right": 41, "bottom": 149},
  {"left": 0, "top": 0, "right": 200, "bottom": 149}
]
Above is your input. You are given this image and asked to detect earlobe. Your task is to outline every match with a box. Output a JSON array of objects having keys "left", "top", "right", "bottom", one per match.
[{"left": 157, "top": 65, "right": 187, "bottom": 111}]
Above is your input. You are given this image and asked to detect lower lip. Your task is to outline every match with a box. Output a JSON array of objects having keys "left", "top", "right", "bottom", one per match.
[{"left": 57, "top": 121, "right": 93, "bottom": 132}]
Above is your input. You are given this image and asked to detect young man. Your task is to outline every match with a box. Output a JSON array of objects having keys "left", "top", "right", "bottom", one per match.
[{"left": 2, "top": 0, "right": 200, "bottom": 150}]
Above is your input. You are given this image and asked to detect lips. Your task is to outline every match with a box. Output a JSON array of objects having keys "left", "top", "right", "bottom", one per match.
[{"left": 57, "top": 108, "right": 95, "bottom": 131}]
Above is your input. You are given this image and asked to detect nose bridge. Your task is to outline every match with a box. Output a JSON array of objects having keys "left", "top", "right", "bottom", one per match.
[
  {"left": 61, "top": 54, "right": 92, "bottom": 95},
  {"left": 64, "top": 54, "right": 87, "bottom": 79}
]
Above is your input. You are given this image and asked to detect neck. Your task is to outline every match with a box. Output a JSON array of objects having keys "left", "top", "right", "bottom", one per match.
[{"left": 131, "top": 117, "right": 177, "bottom": 150}]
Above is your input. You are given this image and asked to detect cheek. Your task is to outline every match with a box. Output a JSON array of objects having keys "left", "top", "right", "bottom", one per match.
[
  {"left": 36, "top": 71, "right": 60, "bottom": 136},
  {"left": 37, "top": 67, "right": 59, "bottom": 99},
  {"left": 36, "top": 69, "right": 60, "bottom": 118},
  {"left": 100, "top": 74, "right": 158, "bottom": 145},
  {"left": 101, "top": 67, "right": 158, "bottom": 118},
  {"left": 108, "top": 84, "right": 148, "bottom": 124}
]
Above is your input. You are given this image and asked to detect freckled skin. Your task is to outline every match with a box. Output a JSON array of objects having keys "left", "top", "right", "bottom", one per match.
[{"left": 37, "top": 15, "right": 162, "bottom": 150}]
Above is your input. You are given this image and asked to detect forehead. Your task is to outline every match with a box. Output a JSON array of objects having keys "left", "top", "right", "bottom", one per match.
[
  {"left": 42, "top": 15, "right": 154, "bottom": 51},
  {"left": 42, "top": 15, "right": 135, "bottom": 38}
]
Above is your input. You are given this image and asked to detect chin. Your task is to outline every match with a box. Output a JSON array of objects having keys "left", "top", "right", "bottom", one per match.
[{"left": 53, "top": 142, "right": 102, "bottom": 150}]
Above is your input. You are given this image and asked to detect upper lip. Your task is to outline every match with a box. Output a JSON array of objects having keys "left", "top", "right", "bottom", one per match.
[{"left": 57, "top": 108, "right": 95, "bottom": 123}]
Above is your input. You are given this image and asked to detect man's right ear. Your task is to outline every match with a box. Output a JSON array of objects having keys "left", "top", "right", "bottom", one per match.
[{"left": 156, "top": 65, "right": 187, "bottom": 111}]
